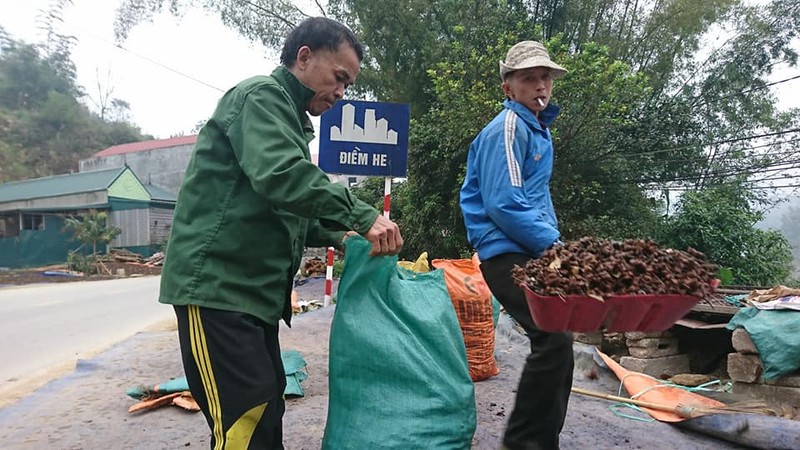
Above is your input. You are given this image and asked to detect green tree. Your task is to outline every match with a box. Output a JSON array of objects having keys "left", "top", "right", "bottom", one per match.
[
  {"left": 660, "top": 185, "right": 793, "bottom": 286},
  {"left": 113, "top": 0, "right": 745, "bottom": 112},
  {"left": 113, "top": 0, "right": 800, "bottom": 262},
  {"left": 0, "top": 41, "right": 73, "bottom": 110},
  {"left": 0, "top": 26, "right": 152, "bottom": 182},
  {"left": 349, "top": 176, "right": 408, "bottom": 225},
  {"left": 64, "top": 209, "right": 122, "bottom": 258},
  {"left": 398, "top": 33, "right": 666, "bottom": 258}
]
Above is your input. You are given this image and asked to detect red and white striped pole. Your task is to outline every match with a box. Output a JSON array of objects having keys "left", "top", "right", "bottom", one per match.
[
  {"left": 323, "top": 246, "right": 334, "bottom": 307},
  {"left": 383, "top": 177, "right": 392, "bottom": 219}
]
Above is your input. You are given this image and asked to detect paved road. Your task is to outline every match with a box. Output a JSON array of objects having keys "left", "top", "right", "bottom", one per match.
[{"left": 0, "top": 276, "right": 173, "bottom": 404}]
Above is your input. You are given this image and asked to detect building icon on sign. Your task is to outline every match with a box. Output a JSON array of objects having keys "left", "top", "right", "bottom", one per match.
[{"left": 330, "top": 103, "right": 398, "bottom": 145}]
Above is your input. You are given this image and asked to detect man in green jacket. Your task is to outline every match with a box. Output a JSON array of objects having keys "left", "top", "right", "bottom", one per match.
[{"left": 159, "top": 17, "right": 403, "bottom": 449}]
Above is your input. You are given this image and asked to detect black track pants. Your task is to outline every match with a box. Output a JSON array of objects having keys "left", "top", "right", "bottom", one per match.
[
  {"left": 174, "top": 305, "right": 286, "bottom": 450},
  {"left": 480, "top": 253, "right": 575, "bottom": 450}
]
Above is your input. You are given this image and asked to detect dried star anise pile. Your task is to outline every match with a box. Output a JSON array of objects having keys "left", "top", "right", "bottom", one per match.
[
  {"left": 511, "top": 237, "right": 718, "bottom": 299},
  {"left": 303, "top": 258, "right": 327, "bottom": 277}
]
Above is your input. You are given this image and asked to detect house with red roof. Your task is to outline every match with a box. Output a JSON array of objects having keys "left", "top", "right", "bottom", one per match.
[
  {"left": 79, "top": 135, "right": 198, "bottom": 195},
  {"left": 79, "top": 135, "right": 362, "bottom": 193},
  {"left": 0, "top": 134, "right": 368, "bottom": 268}
]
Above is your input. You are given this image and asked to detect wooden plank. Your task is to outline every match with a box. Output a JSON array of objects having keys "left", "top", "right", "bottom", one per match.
[
  {"left": 675, "top": 318, "right": 729, "bottom": 329},
  {"left": 690, "top": 302, "right": 740, "bottom": 316}
]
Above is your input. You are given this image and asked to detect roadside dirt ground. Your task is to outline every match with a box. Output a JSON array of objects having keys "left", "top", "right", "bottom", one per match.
[
  {"left": 0, "top": 263, "right": 162, "bottom": 286},
  {"left": 0, "top": 277, "right": 742, "bottom": 449}
]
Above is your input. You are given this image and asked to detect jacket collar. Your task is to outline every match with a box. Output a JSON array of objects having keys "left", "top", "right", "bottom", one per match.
[
  {"left": 271, "top": 66, "right": 315, "bottom": 132},
  {"left": 504, "top": 99, "right": 560, "bottom": 130}
]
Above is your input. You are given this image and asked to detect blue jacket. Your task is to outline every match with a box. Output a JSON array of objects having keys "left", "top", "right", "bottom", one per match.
[{"left": 460, "top": 99, "right": 560, "bottom": 261}]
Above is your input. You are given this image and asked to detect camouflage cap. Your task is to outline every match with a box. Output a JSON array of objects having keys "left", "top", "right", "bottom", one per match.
[{"left": 499, "top": 41, "right": 567, "bottom": 80}]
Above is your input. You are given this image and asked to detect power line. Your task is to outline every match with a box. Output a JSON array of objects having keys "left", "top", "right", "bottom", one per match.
[
  {"left": 241, "top": 0, "right": 302, "bottom": 28},
  {"left": 588, "top": 152, "right": 800, "bottom": 186},
  {"left": 654, "top": 164, "right": 800, "bottom": 184},
  {"left": 763, "top": 74, "right": 800, "bottom": 90},
  {"left": 692, "top": 73, "right": 800, "bottom": 107},
  {"left": 109, "top": 42, "right": 225, "bottom": 93},
  {"left": 605, "top": 161, "right": 800, "bottom": 186},
  {"left": 608, "top": 128, "right": 800, "bottom": 159},
  {"left": 61, "top": 24, "right": 226, "bottom": 93},
  {"left": 664, "top": 158, "right": 800, "bottom": 180},
  {"left": 661, "top": 183, "right": 800, "bottom": 192},
  {"left": 586, "top": 83, "right": 800, "bottom": 163},
  {"left": 748, "top": 172, "right": 800, "bottom": 184},
  {"left": 624, "top": 137, "right": 800, "bottom": 166}
]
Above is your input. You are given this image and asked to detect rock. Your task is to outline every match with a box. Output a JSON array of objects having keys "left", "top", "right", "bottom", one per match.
[
  {"left": 731, "top": 328, "right": 758, "bottom": 354},
  {"left": 626, "top": 337, "right": 680, "bottom": 358},
  {"left": 574, "top": 332, "right": 603, "bottom": 345},
  {"left": 620, "top": 354, "right": 690, "bottom": 379},
  {"left": 625, "top": 331, "right": 667, "bottom": 340},
  {"left": 669, "top": 374, "right": 713, "bottom": 387},
  {"left": 727, "top": 352, "right": 763, "bottom": 383}
]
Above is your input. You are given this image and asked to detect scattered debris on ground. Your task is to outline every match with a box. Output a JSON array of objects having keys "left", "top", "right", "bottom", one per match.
[
  {"left": 0, "top": 261, "right": 161, "bottom": 286},
  {"left": 302, "top": 257, "right": 326, "bottom": 277}
]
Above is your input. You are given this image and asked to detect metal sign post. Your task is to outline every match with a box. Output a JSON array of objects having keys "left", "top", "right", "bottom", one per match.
[{"left": 383, "top": 176, "right": 392, "bottom": 219}]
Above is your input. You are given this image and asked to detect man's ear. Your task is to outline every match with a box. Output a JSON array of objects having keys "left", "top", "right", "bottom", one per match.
[
  {"left": 501, "top": 81, "right": 513, "bottom": 99},
  {"left": 295, "top": 46, "right": 312, "bottom": 70}
]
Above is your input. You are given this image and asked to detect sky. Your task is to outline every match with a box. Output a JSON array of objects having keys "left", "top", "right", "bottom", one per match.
[
  {"left": 1, "top": 0, "right": 798, "bottom": 141},
  {"left": 0, "top": 0, "right": 798, "bottom": 209},
  {"left": 0, "top": 0, "right": 279, "bottom": 139}
]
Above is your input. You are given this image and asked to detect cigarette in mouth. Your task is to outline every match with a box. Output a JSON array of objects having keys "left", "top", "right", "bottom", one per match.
[{"left": 537, "top": 98, "right": 545, "bottom": 107}]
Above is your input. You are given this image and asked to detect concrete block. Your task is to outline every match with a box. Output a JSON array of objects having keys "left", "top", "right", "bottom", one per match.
[
  {"left": 620, "top": 354, "right": 690, "bottom": 379},
  {"left": 733, "top": 382, "right": 800, "bottom": 411},
  {"left": 727, "top": 353, "right": 763, "bottom": 383},
  {"left": 574, "top": 332, "right": 603, "bottom": 345},
  {"left": 625, "top": 337, "right": 673, "bottom": 349},
  {"left": 626, "top": 337, "right": 680, "bottom": 358},
  {"left": 628, "top": 346, "right": 680, "bottom": 359},
  {"left": 767, "top": 374, "right": 800, "bottom": 388},
  {"left": 726, "top": 354, "right": 800, "bottom": 387},
  {"left": 731, "top": 328, "right": 759, "bottom": 354},
  {"left": 625, "top": 331, "right": 668, "bottom": 340}
]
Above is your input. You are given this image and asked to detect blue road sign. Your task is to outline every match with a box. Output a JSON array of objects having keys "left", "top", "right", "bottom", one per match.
[{"left": 319, "top": 100, "right": 410, "bottom": 177}]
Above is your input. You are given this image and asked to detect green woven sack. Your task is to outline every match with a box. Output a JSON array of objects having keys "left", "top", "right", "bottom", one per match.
[{"left": 322, "top": 236, "right": 476, "bottom": 450}]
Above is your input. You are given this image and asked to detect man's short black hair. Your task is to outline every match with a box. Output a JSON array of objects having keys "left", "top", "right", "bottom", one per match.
[{"left": 280, "top": 17, "right": 364, "bottom": 67}]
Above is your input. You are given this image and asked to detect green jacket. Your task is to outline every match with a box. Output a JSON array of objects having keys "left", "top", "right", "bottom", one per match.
[{"left": 159, "top": 66, "right": 379, "bottom": 326}]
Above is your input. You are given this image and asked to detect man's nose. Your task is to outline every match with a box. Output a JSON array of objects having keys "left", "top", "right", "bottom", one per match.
[{"left": 334, "top": 83, "right": 345, "bottom": 99}]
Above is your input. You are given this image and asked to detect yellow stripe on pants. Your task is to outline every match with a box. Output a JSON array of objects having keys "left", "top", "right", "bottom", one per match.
[
  {"left": 225, "top": 402, "right": 268, "bottom": 448},
  {"left": 188, "top": 305, "right": 225, "bottom": 449}
]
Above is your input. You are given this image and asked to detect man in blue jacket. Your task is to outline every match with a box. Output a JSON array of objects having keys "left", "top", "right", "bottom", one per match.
[{"left": 460, "top": 40, "right": 574, "bottom": 450}]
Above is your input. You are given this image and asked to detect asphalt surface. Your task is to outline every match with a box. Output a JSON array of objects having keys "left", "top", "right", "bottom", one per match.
[
  {"left": 0, "top": 277, "right": 741, "bottom": 449},
  {"left": 0, "top": 276, "right": 174, "bottom": 407}
]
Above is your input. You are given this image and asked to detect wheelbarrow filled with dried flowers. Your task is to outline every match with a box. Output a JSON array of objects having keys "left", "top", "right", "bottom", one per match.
[{"left": 512, "top": 237, "right": 719, "bottom": 332}]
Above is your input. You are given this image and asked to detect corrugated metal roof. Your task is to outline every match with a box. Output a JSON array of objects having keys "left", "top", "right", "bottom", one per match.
[
  {"left": 144, "top": 184, "right": 177, "bottom": 203},
  {"left": 17, "top": 203, "right": 111, "bottom": 213},
  {"left": 93, "top": 135, "right": 197, "bottom": 157},
  {"left": 0, "top": 167, "right": 126, "bottom": 203}
]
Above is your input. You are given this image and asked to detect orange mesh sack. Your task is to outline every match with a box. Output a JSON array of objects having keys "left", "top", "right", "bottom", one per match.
[{"left": 432, "top": 255, "right": 500, "bottom": 381}]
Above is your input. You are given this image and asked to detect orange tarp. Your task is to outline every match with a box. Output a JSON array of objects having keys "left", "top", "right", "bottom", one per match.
[{"left": 596, "top": 350, "right": 725, "bottom": 422}]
